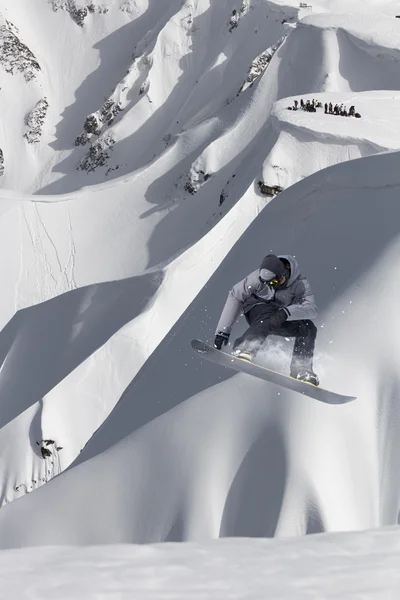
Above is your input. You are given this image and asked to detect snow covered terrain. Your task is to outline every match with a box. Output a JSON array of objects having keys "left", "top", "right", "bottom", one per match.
[
  {"left": 2, "top": 527, "right": 400, "bottom": 599},
  {"left": 4, "top": 147, "right": 400, "bottom": 547},
  {"left": 1, "top": 0, "right": 400, "bottom": 596}
]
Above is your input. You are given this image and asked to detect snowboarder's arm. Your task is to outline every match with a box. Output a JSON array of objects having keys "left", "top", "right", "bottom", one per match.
[
  {"left": 215, "top": 292, "right": 242, "bottom": 335},
  {"left": 286, "top": 278, "right": 317, "bottom": 321},
  {"left": 215, "top": 271, "right": 259, "bottom": 334}
]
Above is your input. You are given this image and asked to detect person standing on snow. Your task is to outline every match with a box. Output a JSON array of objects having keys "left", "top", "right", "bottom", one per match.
[{"left": 214, "top": 254, "right": 319, "bottom": 385}]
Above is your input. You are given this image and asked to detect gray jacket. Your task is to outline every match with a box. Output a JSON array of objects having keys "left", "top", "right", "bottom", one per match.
[{"left": 215, "top": 255, "right": 317, "bottom": 335}]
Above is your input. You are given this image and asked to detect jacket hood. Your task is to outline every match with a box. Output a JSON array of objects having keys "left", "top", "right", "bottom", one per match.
[{"left": 279, "top": 255, "right": 301, "bottom": 285}]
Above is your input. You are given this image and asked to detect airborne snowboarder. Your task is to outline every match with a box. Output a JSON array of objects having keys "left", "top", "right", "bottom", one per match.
[{"left": 214, "top": 254, "right": 319, "bottom": 385}]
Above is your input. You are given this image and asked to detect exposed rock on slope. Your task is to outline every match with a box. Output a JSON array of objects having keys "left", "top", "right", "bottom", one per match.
[
  {"left": 77, "top": 135, "right": 115, "bottom": 172},
  {"left": 49, "top": 0, "right": 108, "bottom": 27},
  {"left": 0, "top": 21, "right": 40, "bottom": 81},
  {"left": 238, "top": 36, "right": 286, "bottom": 93},
  {"left": 24, "top": 99, "right": 49, "bottom": 144},
  {"left": 75, "top": 98, "right": 123, "bottom": 146}
]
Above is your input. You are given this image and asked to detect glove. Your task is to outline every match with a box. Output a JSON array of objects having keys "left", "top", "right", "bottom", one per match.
[
  {"left": 214, "top": 332, "right": 230, "bottom": 350},
  {"left": 268, "top": 307, "right": 289, "bottom": 327}
]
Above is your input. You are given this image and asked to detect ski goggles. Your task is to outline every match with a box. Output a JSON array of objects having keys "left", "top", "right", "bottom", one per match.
[{"left": 259, "top": 269, "right": 285, "bottom": 286}]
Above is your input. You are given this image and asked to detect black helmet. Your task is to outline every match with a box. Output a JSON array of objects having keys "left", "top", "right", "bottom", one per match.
[{"left": 259, "top": 254, "right": 287, "bottom": 284}]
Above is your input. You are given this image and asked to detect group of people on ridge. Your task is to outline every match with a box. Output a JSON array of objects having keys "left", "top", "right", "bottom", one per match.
[
  {"left": 288, "top": 99, "right": 321, "bottom": 112},
  {"left": 288, "top": 98, "right": 361, "bottom": 118},
  {"left": 324, "top": 102, "right": 360, "bottom": 117}
]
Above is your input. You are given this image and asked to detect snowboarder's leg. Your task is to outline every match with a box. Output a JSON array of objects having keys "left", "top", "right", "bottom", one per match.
[
  {"left": 290, "top": 320, "right": 317, "bottom": 379},
  {"left": 232, "top": 323, "right": 270, "bottom": 359},
  {"left": 270, "top": 319, "right": 318, "bottom": 383},
  {"left": 232, "top": 304, "right": 275, "bottom": 359}
]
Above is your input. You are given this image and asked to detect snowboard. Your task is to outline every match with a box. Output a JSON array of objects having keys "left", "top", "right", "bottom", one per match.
[{"left": 191, "top": 339, "right": 356, "bottom": 405}]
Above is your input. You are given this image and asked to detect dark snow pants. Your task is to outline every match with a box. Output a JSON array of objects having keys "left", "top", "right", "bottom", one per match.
[{"left": 233, "top": 303, "right": 317, "bottom": 376}]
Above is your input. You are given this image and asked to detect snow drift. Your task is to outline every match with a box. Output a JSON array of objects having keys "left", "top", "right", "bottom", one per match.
[{"left": 2, "top": 527, "right": 400, "bottom": 599}]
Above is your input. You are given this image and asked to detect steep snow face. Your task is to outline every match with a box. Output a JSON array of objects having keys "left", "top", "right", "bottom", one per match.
[
  {"left": 2, "top": 149, "right": 400, "bottom": 547},
  {"left": 0, "top": 189, "right": 265, "bottom": 507}
]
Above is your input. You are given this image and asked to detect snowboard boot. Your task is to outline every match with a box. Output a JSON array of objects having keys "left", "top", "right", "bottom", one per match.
[
  {"left": 232, "top": 348, "right": 255, "bottom": 362},
  {"left": 295, "top": 369, "right": 319, "bottom": 386}
]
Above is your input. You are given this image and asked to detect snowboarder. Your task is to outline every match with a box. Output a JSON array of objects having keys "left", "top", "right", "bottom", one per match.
[
  {"left": 324, "top": 102, "right": 328, "bottom": 114},
  {"left": 214, "top": 254, "right": 319, "bottom": 385}
]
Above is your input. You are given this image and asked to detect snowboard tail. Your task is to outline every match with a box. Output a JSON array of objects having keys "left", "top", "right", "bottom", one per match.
[{"left": 191, "top": 339, "right": 356, "bottom": 405}]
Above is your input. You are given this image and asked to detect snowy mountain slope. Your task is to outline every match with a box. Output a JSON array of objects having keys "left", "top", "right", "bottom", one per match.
[
  {"left": 2, "top": 148, "right": 400, "bottom": 546},
  {"left": 0, "top": 0, "right": 298, "bottom": 507},
  {"left": 170, "top": 10, "right": 400, "bottom": 206},
  {"left": 0, "top": 0, "right": 137, "bottom": 192},
  {"left": 2, "top": 527, "right": 400, "bottom": 599},
  {"left": 1, "top": 2, "right": 397, "bottom": 200},
  {"left": 0, "top": 0, "right": 301, "bottom": 333},
  {"left": 0, "top": 188, "right": 264, "bottom": 505},
  {"left": 0, "top": 0, "right": 400, "bottom": 552},
  {"left": 0, "top": 0, "right": 389, "bottom": 507},
  {"left": 0, "top": 6, "right": 396, "bottom": 340},
  {"left": 0, "top": 0, "right": 295, "bottom": 194}
]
